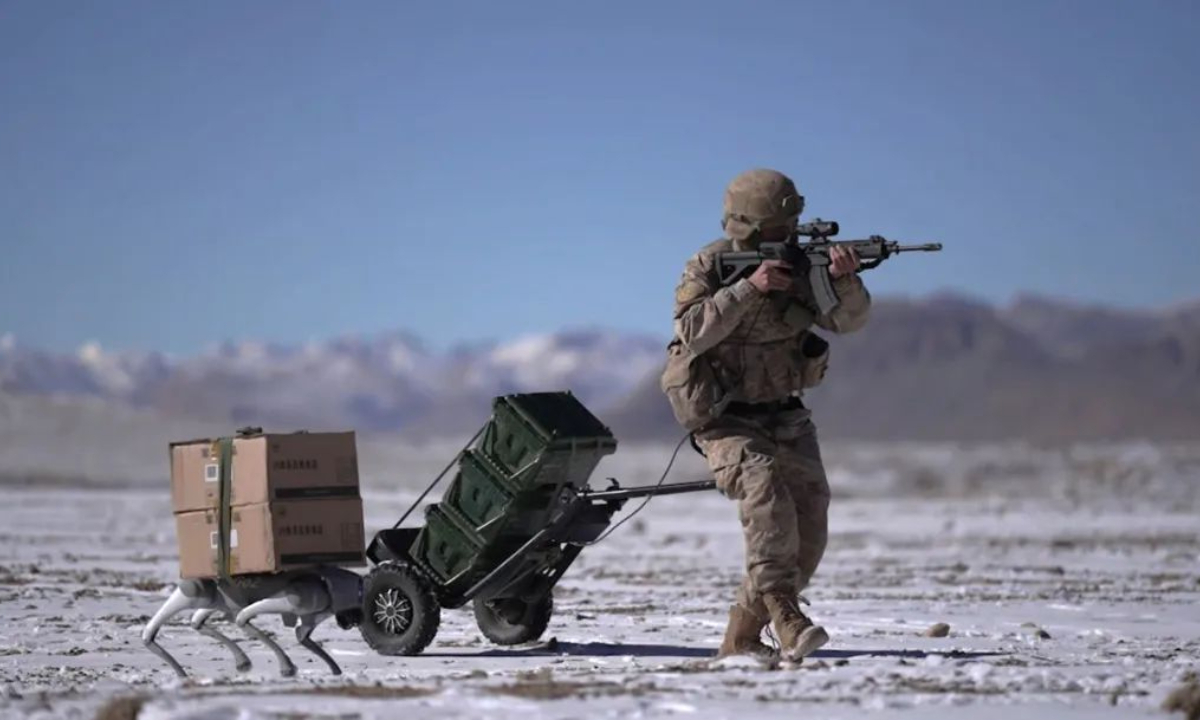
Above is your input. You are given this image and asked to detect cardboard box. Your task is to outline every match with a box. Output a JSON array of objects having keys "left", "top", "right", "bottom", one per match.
[
  {"left": 170, "top": 432, "right": 359, "bottom": 514},
  {"left": 175, "top": 497, "right": 366, "bottom": 579}
]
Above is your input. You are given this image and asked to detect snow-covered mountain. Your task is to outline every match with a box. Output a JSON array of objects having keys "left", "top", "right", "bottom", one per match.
[
  {"left": 607, "top": 294, "right": 1200, "bottom": 442},
  {"left": 0, "top": 329, "right": 664, "bottom": 436},
  {"left": 4, "top": 293, "right": 1198, "bottom": 443}
]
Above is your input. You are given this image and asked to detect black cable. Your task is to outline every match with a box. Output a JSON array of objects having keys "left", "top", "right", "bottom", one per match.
[
  {"left": 584, "top": 431, "right": 692, "bottom": 545},
  {"left": 392, "top": 424, "right": 487, "bottom": 529}
]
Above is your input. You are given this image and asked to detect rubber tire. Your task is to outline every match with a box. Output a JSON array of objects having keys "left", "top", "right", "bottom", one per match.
[
  {"left": 474, "top": 593, "right": 553, "bottom": 646},
  {"left": 359, "top": 563, "right": 440, "bottom": 656}
]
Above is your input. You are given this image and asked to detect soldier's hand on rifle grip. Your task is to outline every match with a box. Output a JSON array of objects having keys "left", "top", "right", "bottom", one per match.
[
  {"left": 748, "top": 260, "right": 793, "bottom": 294},
  {"left": 829, "top": 246, "right": 861, "bottom": 279}
]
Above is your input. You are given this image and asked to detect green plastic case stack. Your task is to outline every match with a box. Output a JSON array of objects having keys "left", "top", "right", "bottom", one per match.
[{"left": 411, "top": 392, "right": 617, "bottom": 586}]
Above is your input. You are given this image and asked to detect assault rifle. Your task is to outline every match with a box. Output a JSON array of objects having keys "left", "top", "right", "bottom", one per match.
[{"left": 716, "top": 219, "right": 942, "bottom": 315}]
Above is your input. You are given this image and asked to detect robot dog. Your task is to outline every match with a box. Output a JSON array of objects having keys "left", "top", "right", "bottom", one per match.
[{"left": 142, "top": 566, "right": 361, "bottom": 678}]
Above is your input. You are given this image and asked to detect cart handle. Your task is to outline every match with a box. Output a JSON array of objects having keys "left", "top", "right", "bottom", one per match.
[{"left": 582, "top": 478, "right": 716, "bottom": 503}]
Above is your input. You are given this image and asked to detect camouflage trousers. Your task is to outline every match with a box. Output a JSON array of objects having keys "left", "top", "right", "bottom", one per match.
[{"left": 695, "top": 407, "right": 831, "bottom": 616}]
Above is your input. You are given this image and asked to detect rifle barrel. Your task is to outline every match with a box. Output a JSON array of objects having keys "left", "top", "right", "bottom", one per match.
[{"left": 894, "top": 243, "right": 942, "bottom": 252}]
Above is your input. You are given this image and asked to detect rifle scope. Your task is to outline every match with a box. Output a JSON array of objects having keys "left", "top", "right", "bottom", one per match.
[{"left": 796, "top": 219, "right": 839, "bottom": 237}]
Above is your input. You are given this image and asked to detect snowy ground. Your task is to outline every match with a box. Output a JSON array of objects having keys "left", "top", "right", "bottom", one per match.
[{"left": 0, "top": 442, "right": 1198, "bottom": 720}]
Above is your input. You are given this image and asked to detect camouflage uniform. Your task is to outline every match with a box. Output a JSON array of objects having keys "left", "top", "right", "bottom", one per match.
[{"left": 669, "top": 169, "right": 871, "bottom": 658}]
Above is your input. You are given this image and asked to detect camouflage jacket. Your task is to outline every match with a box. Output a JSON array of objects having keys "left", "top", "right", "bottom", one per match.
[{"left": 671, "top": 237, "right": 871, "bottom": 403}]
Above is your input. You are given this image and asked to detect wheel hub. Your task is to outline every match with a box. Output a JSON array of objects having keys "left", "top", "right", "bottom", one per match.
[
  {"left": 491, "top": 599, "right": 527, "bottom": 625},
  {"left": 373, "top": 588, "right": 414, "bottom": 635}
]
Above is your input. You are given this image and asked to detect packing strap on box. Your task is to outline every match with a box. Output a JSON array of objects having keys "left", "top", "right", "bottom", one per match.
[{"left": 213, "top": 436, "right": 235, "bottom": 581}]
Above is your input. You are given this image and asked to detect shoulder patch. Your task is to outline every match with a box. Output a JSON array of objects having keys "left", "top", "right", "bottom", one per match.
[{"left": 675, "top": 279, "right": 709, "bottom": 306}]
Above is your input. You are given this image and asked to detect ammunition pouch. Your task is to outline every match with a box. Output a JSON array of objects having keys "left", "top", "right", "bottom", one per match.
[
  {"left": 660, "top": 339, "right": 729, "bottom": 432},
  {"left": 798, "top": 331, "right": 830, "bottom": 389}
]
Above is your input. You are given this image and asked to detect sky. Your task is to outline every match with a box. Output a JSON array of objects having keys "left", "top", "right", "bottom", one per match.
[{"left": 1, "top": 0, "right": 1198, "bottom": 355}]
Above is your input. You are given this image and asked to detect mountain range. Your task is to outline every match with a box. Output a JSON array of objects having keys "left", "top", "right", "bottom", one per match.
[
  {"left": 0, "top": 329, "right": 664, "bottom": 438},
  {"left": 2, "top": 294, "right": 1198, "bottom": 443},
  {"left": 611, "top": 294, "right": 1200, "bottom": 442}
]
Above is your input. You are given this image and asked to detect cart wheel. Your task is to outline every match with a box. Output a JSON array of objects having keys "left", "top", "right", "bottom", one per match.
[
  {"left": 474, "top": 593, "right": 553, "bottom": 646},
  {"left": 359, "top": 563, "right": 440, "bottom": 656}
]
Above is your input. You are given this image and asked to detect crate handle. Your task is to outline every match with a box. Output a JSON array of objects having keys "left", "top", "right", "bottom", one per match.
[{"left": 507, "top": 450, "right": 546, "bottom": 486}]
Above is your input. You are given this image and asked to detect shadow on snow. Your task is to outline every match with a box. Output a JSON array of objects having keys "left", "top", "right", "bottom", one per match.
[{"left": 422, "top": 641, "right": 1004, "bottom": 661}]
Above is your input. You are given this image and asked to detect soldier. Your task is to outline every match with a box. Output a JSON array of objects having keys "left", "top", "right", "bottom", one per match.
[{"left": 660, "top": 168, "right": 870, "bottom": 661}]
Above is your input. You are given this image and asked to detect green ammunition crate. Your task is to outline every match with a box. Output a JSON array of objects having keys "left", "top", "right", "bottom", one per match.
[
  {"left": 412, "top": 504, "right": 485, "bottom": 583},
  {"left": 479, "top": 392, "right": 618, "bottom": 491},
  {"left": 442, "top": 450, "right": 516, "bottom": 534},
  {"left": 409, "top": 393, "right": 618, "bottom": 594}
]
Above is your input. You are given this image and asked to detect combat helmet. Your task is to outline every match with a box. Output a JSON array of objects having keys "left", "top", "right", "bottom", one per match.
[{"left": 721, "top": 168, "right": 804, "bottom": 244}]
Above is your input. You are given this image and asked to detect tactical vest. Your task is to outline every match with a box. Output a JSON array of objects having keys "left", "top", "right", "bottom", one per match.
[{"left": 661, "top": 239, "right": 830, "bottom": 431}]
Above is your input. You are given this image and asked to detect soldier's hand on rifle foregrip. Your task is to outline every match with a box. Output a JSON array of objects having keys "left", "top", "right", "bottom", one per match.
[
  {"left": 749, "top": 260, "right": 793, "bottom": 293},
  {"left": 829, "top": 246, "right": 861, "bottom": 278}
]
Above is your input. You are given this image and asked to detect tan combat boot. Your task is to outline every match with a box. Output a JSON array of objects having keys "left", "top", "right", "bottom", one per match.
[
  {"left": 716, "top": 604, "right": 778, "bottom": 660},
  {"left": 762, "top": 593, "right": 829, "bottom": 661}
]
